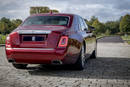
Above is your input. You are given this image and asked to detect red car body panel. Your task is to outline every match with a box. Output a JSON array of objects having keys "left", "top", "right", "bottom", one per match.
[{"left": 5, "top": 13, "right": 96, "bottom": 65}]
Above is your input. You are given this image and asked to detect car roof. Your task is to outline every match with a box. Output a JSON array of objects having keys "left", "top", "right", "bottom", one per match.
[{"left": 29, "top": 13, "right": 76, "bottom": 17}]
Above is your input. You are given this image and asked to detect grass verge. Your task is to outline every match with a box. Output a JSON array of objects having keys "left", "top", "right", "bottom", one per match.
[
  {"left": 0, "top": 34, "right": 7, "bottom": 44},
  {"left": 121, "top": 35, "right": 130, "bottom": 45}
]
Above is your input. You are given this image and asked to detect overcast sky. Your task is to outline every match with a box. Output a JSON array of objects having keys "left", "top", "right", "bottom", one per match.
[{"left": 0, "top": 0, "right": 130, "bottom": 22}]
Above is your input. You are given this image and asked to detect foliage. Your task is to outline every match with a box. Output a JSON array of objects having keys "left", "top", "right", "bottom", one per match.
[
  {"left": 105, "top": 21, "right": 120, "bottom": 34},
  {"left": 121, "top": 34, "right": 130, "bottom": 44},
  {"left": 30, "top": 7, "right": 59, "bottom": 15},
  {"left": 127, "top": 41, "right": 130, "bottom": 44},
  {"left": 0, "top": 34, "right": 7, "bottom": 44},
  {"left": 87, "top": 16, "right": 97, "bottom": 26},
  {"left": 86, "top": 14, "right": 130, "bottom": 36},
  {"left": 50, "top": 9, "right": 59, "bottom": 13},
  {"left": 120, "top": 14, "right": 130, "bottom": 34},
  {"left": 12, "top": 19, "right": 22, "bottom": 27},
  {"left": 0, "top": 17, "right": 22, "bottom": 35},
  {"left": 92, "top": 19, "right": 105, "bottom": 34},
  {"left": 105, "top": 29, "right": 111, "bottom": 35},
  {"left": 96, "top": 34, "right": 106, "bottom": 39},
  {"left": 121, "top": 35, "right": 130, "bottom": 40}
]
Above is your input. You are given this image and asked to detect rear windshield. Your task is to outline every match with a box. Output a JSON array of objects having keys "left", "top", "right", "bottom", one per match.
[{"left": 22, "top": 16, "right": 69, "bottom": 26}]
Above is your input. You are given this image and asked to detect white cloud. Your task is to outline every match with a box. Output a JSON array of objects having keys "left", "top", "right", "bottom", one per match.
[{"left": 0, "top": 0, "right": 130, "bottom": 22}]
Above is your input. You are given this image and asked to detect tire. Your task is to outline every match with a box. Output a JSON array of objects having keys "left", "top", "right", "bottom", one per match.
[
  {"left": 90, "top": 41, "right": 97, "bottom": 59},
  {"left": 75, "top": 45, "right": 86, "bottom": 70},
  {"left": 12, "top": 63, "right": 28, "bottom": 69},
  {"left": 90, "top": 50, "right": 96, "bottom": 59}
]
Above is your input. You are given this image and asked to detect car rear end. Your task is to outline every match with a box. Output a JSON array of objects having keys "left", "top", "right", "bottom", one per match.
[{"left": 5, "top": 14, "right": 73, "bottom": 65}]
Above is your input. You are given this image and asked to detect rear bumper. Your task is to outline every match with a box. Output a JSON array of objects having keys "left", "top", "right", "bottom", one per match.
[{"left": 6, "top": 48, "right": 68, "bottom": 64}]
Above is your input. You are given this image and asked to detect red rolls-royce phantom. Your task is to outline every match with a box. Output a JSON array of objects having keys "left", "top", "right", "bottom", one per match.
[{"left": 5, "top": 13, "right": 97, "bottom": 70}]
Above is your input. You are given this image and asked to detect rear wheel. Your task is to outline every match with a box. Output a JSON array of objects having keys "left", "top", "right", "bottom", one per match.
[
  {"left": 90, "top": 50, "right": 96, "bottom": 59},
  {"left": 75, "top": 45, "right": 86, "bottom": 70},
  {"left": 12, "top": 63, "right": 28, "bottom": 69},
  {"left": 90, "top": 42, "right": 97, "bottom": 59}
]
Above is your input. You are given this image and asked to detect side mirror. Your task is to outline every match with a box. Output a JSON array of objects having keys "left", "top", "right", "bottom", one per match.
[
  {"left": 84, "top": 28, "right": 88, "bottom": 31},
  {"left": 86, "top": 30, "right": 92, "bottom": 33},
  {"left": 84, "top": 28, "right": 91, "bottom": 33}
]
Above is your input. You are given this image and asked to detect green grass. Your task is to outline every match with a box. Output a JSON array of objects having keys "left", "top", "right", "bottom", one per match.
[
  {"left": 0, "top": 34, "right": 7, "bottom": 44},
  {"left": 121, "top": 35, "right": 130, "bottom": 40},
  {"left": 121, "top": 35, "right": 130, "bottom": 44},
  {"left": 96, "top": 34, "right": 115, "bottom": 39},
  {"left": 127, "top": 41, "right": 130, "bottom": 44},
  {"left": 96, "top": 34, "right": 107, "bottom": 39}
]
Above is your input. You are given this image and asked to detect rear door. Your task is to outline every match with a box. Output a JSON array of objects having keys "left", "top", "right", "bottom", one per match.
[
  {"left": 81, "top": 18, "right": 96, "bottom": 54},
  {"left": 79, "top": 17, "right": 95, "bottom": 55},
  {"left": 78, "top": 17, "right": 91, "bottom": 55}
]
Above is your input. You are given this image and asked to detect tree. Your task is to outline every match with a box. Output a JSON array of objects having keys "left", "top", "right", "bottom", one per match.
[
  {"left": 105, "top": 29, "right": 111, "bottom": 35},
  {"left": 119, "top": 16, "right": 123, "bottom": 22},
  {"left": 12, "top": 19, "right": 22, "bottom": 27},
  {"left": 0, "top": 17, "right": 22, "bottom": 34},
  {"left": 40, "top": 7, "right": 50, "bottom": 13},
  {"left": 30, "top": 6, "right": 59, "bottom": 15},
  {"left": 0, "top": 22, "right": 8, "bottom": 34},
  {"left": 10, "top": 19, "right": 22, "bottom": 32},
  {"left": 105, "top": 21, "right": 119, "bottom": 34},
  {"left": 87, "top": 16, "right": 97, "bottom": 26},
  {"left": 30, "top": 7, "right": 50, "bottom": 15},
  {"left": 120, "top": 14, "right": 130, "bottom": 34},
  {"left": 50, "top": 9, "right": 59, "bottom": 13},
  {"left": 92, "top": 19, "right": 105, "bottom": 34},
  {"left": 0, "top": 17, "right": 11, "bottom": 34}
]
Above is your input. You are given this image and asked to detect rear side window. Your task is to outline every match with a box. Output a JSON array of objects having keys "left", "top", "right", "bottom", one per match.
[
  {"left": 22, "top": 16, "right": 69, "bottom": 26},
  {"left": 79, "top": 17, "right": 88, "bottom": 31}
]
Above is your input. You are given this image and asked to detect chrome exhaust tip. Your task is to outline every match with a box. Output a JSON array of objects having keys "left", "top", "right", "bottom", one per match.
[{"left": 51, "top": 60, "right": 63, "bottom": 65}]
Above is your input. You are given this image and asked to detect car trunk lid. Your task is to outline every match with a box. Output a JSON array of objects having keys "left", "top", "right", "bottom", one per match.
[{"left": 13, "top": 26, "right": 68, "bottom": 48}]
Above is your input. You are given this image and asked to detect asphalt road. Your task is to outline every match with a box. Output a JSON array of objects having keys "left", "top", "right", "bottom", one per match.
[
  {"left": 97, "top": 36, "right": 130, "bottom": 58},
  {"left": 0, "top": 36, "right": 130, "bottom": 87},
  {"left": 97, "top": 36, "right": 124, "bottom": 43}
]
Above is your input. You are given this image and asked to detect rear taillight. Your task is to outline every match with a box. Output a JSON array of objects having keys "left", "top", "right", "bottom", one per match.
[
  {"left": 6, "top": 35, "right": 11, "bottom": 48},
  {"left": 58, "top": 36, "right": 68, "bottom": 48},
  {"left": 6, "top": 32, "right": 20, "bottom": 48}
]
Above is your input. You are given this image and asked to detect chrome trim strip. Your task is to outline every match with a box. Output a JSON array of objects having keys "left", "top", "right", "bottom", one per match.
[
  {"left": 6, "top": 48, "right": 12, "bottom": 50},
  {"left": 6, "top": 48, "right": 55, "bottom": 51},
  {"left": 17, "top": 30, "right": 52, "bottom": 34}
]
